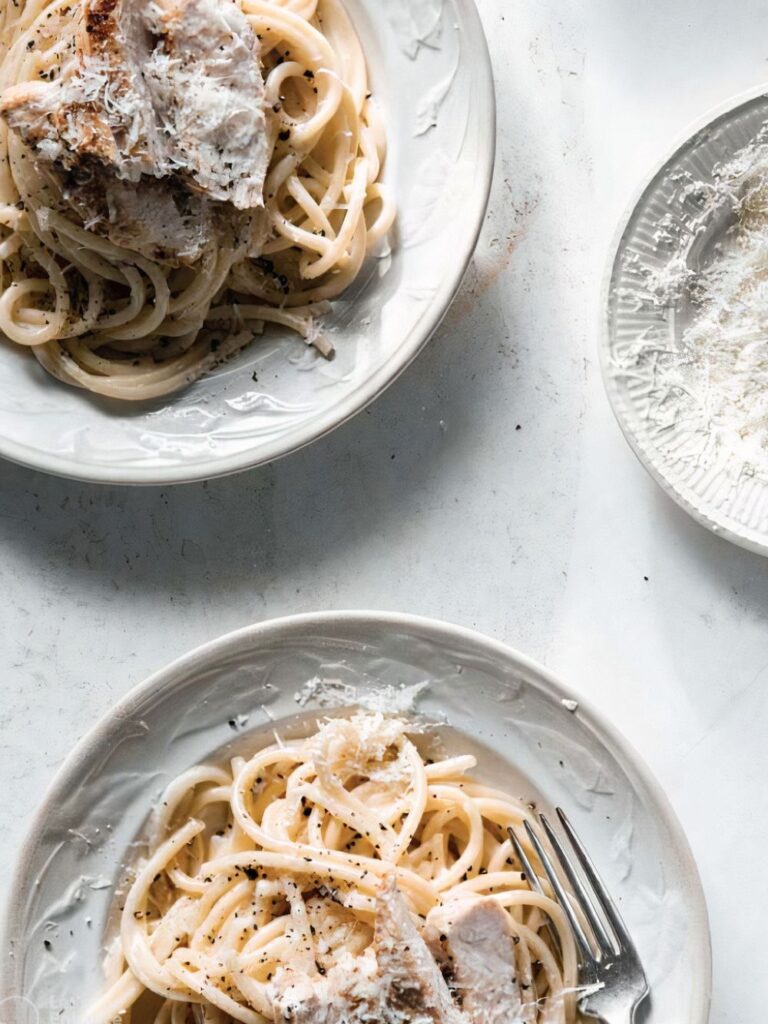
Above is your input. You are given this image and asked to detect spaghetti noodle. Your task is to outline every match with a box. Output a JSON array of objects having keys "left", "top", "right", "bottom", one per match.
[
  {"left": 0, "top": 0, "right": 394, "bottom": 399},
  {"left": 88, "top": 713, "right": 582, "bottom": 1024}
]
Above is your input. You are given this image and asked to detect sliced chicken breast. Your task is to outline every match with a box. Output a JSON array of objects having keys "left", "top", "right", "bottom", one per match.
[
  {"left": 143, "top": 0, "right": 270, "bottom": 208},
  {"left": 76, "top": 0, "right": 159, "bottom": 177},
  {"left": 270, "top": 877, "right": 469, "bottom": 1024},
  {"left": 375, "top": 876, "right": 468, "bottom": 1024},
  {"left": 426, "top": 899, "right": 534, "bottom": 1024},
  {"left": 270, "top": 949, "right": 381, "bottom": 1024},
  {"left": 0, "top": 0, "right": 269, "bottom": 261},
  {"left": 1, "top": 0, "right": 156, "bottom": 178}
]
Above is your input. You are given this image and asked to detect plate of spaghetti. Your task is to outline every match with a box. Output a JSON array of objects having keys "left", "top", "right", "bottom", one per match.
[
  {"left": 2, "top": 612, "right": 710, "bottom": 1024},
  {"left": 0, "top": 0, "right": 494, "bottom": 482}
]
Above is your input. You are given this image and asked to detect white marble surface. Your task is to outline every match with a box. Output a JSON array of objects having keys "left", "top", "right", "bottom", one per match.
[{"left": 1, "top": 1, "right": 767, "bottom": 1020}]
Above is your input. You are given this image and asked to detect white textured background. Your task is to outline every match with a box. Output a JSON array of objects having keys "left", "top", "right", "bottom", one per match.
[{"left": 2, "top": 1, "right": 768, "bottom": 1020}]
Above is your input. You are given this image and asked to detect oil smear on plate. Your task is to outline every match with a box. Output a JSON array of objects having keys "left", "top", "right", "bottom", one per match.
[{"left": 610, "top": 117, "right": 768, "bottom": 528}]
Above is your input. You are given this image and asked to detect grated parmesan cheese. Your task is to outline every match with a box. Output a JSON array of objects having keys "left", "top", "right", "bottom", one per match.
[{"left": 643, "top": 139, "right": 768, "bottom": 471}]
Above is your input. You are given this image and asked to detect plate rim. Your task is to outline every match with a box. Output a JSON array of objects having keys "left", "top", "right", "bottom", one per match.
[
  {"left": 1, "top": 609, "right": 712, "bottom": 1023},
  {"left": 599, "top": 82, "right": 768, "bottom": 557},
  {"left": 0, "top": 0, "right": 496, "bottom": 488}
]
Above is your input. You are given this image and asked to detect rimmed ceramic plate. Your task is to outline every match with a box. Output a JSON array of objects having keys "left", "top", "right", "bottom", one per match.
[
  {"left": 603, "top": 87, "right": 768, "bottom": 555},
  {"left": 0, "top": 0, "right": 495, "bottom": 486},
  {"left": 2, "top": 612, "right": 710, "bottom": 1023}
]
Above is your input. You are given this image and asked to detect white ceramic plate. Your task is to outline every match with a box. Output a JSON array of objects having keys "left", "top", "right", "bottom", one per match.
[
  {"left": 2, "top": 612, "right": 710, "bottom": 1024},
  {"left": 0, "top": 0, "right": 494, "bottom": 486},
  {"left": 603, "top": 87, "right": 768, "bottom": 555}
]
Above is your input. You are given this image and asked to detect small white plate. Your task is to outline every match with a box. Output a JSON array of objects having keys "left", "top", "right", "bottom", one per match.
[
  {"left": 603, "top": 87, "right": 768, "bottom": 555},
  {"left": 1, "top": 612, "right": 711, "bottom": 1024},
  {"left": 0, "top": 0, "right": 494, "bottom": 485}
]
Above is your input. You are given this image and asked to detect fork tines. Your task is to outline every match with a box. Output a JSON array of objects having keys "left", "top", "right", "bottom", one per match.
[
  {"left": 508, "top": 808, "right": 649, "bottom": 1021},
  {"left": 508, "top": 808, "right": 635, "bottom": 963}
]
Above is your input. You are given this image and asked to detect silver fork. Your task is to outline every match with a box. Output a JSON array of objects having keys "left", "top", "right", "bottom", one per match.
[{"left": 508, "top": 808, "right": 649, "bottom": 1024}]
